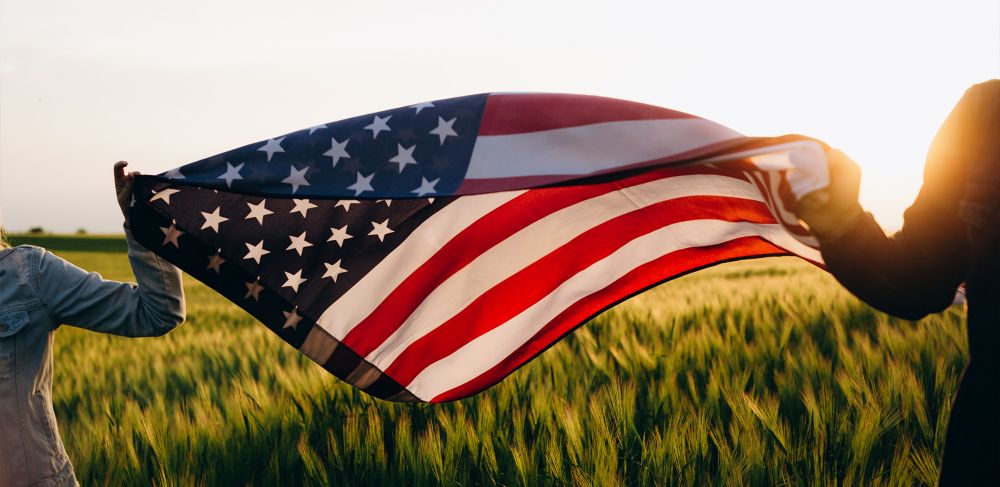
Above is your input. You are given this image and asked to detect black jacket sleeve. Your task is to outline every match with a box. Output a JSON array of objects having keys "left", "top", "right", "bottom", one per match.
[
  {"left": 815, "top": 82, "right": 992, "bottom": 320},
  {"left": 818, "top": 199, "right": 966, "bottom": 321}
]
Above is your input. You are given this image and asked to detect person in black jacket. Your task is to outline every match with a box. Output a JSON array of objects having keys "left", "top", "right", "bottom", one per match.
[{"left": 796, "top": 79, "right": 999, "bottom": 484}]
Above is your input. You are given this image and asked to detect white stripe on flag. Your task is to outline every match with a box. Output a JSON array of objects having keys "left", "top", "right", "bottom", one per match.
[
  {"left": 700, "top": 140, "right": 830, "bottom": 199},
  {"left": 364, "top": 174, "right": 764, "bottom": 369},
  {"left": 405, "top": 219, "right": 812, "bottom": 400},
  {"left": 315, "top": 190, "right": 526, "bottom": 339},
  {"left": 465, "top": 119, "right": 742, "bottom": 180}
]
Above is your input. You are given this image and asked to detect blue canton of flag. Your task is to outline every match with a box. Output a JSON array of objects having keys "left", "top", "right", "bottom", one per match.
[{"left": 162, "top": 94, "right": 488, "bottom": 199}]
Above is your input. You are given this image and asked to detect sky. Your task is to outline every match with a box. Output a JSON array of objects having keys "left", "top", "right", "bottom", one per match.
[{"left": 1, "top": 0, "right": 997, "bottom": 233}]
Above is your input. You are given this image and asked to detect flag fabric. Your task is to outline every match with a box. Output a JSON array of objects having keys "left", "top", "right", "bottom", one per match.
[{"left": 129, "top": 93, "right": 826, "bottom": 403}]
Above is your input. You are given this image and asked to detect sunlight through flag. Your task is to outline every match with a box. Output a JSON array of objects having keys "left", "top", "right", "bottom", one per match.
[{"left": 129, "top": 93, "right": 827, "bottom": 402}]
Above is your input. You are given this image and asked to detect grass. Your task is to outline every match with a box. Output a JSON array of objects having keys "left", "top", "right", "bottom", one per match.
[
  {"left": 11, "top": 235, "right": 966, "bottom": 486},
  {"left": 9, "top": 233, "right": 129, "bottom": 253}
]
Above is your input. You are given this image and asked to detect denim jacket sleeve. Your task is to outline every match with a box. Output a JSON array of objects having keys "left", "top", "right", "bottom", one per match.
[{"left": 34, "top": 228, "right": 185, "bottom": 337}]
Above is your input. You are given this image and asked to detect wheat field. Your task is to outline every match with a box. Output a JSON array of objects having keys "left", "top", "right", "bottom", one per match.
[{"left": 12, "top": 235, "right": 966, "bottom": 486}]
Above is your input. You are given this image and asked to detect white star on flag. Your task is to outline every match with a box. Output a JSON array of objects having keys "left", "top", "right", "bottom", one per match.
[
  {"left": 245, "top": 200, "right": 273, "bottom": 225},
  {"left": 243, "top": 240, "right": 270, "bottom": 264},
  {"left": 327, "top": 225, "right": 352, "bottom": 247},
  {"left": 347, "top": 172, "right": 375, "bottom": 196},
  {"left": 200, "top": 207, "right": 229, "bottom": 233},
  {"left": 290, "top": 199, "right": 318, "bottom": 217},
  {"left": 218, "top": 162, "right": 244, "bottom": 188},
  {"left": 160, "top": 222, "right": 184, "bottom": 247},
  {"left": 410, "top": 101, "right": 434, "bottom": 114},
  {"left": 207, "top": 253, "right": 225, "bottom": 273},
  {"left": 411, "top": 177, "right": 440, "bottom": 196},
  {"left": 258, "top": 137, "right": 285, "bottom": 162},
  {"left": 282, "top": 166, "right": 310, "bottom": 193},
  {"left": 323, "top": 137, "right": 351, "bottom": 167},
  {"left": 389, "top": 144, "right": 418, "bottom": 173},
  {"left": 244, "top": 280, "right": 263, "bottom": 301},
  {"left": 282, "top": 270, "right": 307, "bottom": 293},
  {"left": 364, "top": 114, "right": 392, "bottom": 139},
  {"left": 368, "top": 219, "right": 394, "bottom": 242},
  {"left": 286, "top": 231, "right": 314, "bottom": 256},
  {"left": 282, "top": 307, "right": 303, "bottom": 329},
  {"left": 323, "top": 259, "right": 348, "bottom": 283},
  {"left": 306, "top": 124, "right": 328, "bottom": 135},
  {"left": 150, "top": 188, "right": 180, "bottom": 204},
  {"left": 163, "top": 168, "right": 185, "bottom": 179},
  {"left": 429, "top": 116, "right": 458, "bottom": 145},
  {"left": 335, "top": 200, "right": 359, "bottom": 211}
]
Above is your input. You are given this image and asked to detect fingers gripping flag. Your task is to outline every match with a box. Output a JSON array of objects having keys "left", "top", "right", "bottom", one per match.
[{"left": 129, "top": 93, "right": 827, "bottom": 403}]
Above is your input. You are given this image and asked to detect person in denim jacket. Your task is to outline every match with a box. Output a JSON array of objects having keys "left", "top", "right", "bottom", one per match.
[{"left": 0, "top": 162, "right": 186, "bottom": 486}]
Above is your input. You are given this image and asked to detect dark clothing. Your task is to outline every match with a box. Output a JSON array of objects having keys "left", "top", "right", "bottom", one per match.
[{"left": 818, "top": 80, "right": 1000, "bottom": 485}]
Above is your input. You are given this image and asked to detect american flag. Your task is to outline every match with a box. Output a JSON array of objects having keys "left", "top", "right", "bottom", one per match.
[{"left": 129, "top": 93, "right": 826, "bottom": 403}]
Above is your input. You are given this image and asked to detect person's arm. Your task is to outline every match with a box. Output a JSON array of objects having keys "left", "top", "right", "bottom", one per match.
[
  {"left": 33, "top": 229, "right": 186, "bottom": 337},
  {"left": 32, "top": 160, "right": 185, "bottom": 336},
  {"left": 816, "top": 191, "right": 965, "bottom": 320},
  {"left": 797, "top": 82, "right": 990, "bottom": 320}
]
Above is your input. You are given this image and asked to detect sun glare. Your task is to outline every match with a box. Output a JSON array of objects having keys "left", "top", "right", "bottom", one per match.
[{"left": 0, "top": 1, "right": 997, "bottom": 232}]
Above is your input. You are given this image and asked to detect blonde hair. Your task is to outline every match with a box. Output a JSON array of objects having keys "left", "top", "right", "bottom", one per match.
[{"left": 0, "top": 227, "right": 9, "bottom": 250}]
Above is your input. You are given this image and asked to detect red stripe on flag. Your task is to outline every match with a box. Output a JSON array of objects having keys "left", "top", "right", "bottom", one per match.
[
  {"left": 340, "top": 166, "right": 746, "bottom": 357},
  {"left": 430, "top": 236, "right": 787, "bottom": 402},
  {"left": 383, "top": 197, "right": 776, "bottom": 386},
  {"left": 478, "top": 94, "right": 697, "bottom": 136}
]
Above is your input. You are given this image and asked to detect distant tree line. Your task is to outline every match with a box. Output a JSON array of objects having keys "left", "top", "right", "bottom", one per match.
[{"left": 24, "top": 227, "right": 88, "bottom": 235}]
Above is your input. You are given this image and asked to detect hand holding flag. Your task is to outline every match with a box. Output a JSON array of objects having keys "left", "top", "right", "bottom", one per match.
[
  {"left": 795, "top": 149, "right": 864, "bottom": 242},
  {"left": 114, "top": 160, "right": 139, "bottom": 227}
]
